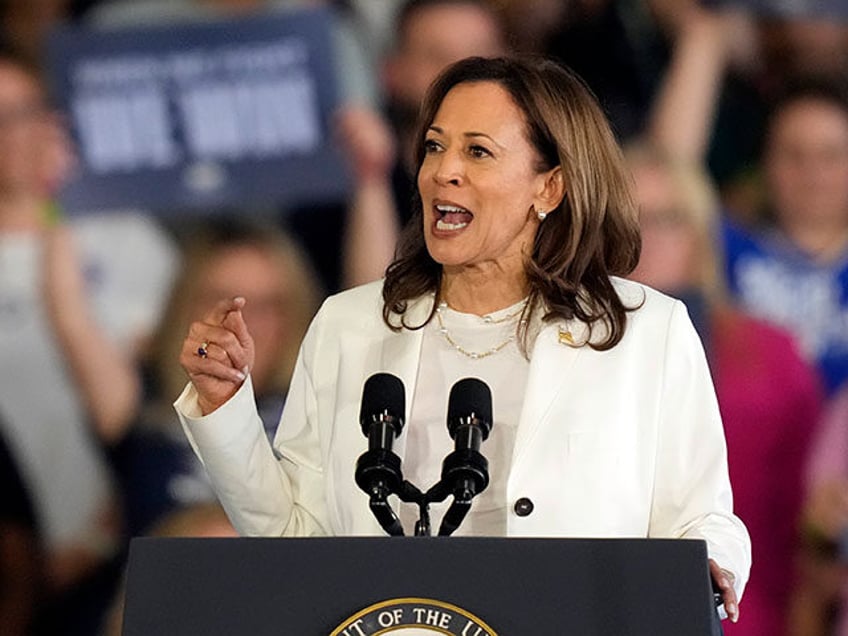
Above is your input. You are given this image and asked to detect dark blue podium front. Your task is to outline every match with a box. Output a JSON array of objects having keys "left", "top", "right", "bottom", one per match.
[{"left": 122, "top": 536, "right": 723, "bottom": 635}]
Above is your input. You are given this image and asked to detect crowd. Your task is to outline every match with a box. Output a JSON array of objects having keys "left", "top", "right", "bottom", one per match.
[{"left": 0, "top": 0, "right": 846, "bottom": 634}]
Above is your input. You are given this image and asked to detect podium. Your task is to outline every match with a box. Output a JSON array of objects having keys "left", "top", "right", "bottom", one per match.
[{"left": 122, "top": 536, "right": 724, "bottom": 635}]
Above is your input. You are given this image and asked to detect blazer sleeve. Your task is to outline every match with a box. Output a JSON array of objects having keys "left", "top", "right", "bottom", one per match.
[
  {"left": 648, "top": 301, "right": 752, "bottom": 599},
  {"left": 175, "top": 310, "right": 332, "bottom": 537}
]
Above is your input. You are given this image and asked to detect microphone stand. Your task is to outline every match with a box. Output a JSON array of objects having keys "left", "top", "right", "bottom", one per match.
[
  {"left": 393, "top": 476, "right": 477, "bottom": 537},
  {"left": 358, "top": 422, "right": 490, "bottom": 537}
]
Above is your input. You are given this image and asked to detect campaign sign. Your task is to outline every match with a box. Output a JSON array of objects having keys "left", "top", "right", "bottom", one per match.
[
  {"left": 707, "top": 0, "right": 848, "bottom": 18},
  {"left": 46, "top": 8, "right": 351, "bottom": 215}
]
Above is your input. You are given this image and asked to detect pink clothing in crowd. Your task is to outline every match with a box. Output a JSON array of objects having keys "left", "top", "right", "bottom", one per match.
[
  {"left": 712, "top": 310, "right": 823, "bottom": 636},
  {"left": 805, "top": 386, "right": 848, "bottom": 635}
]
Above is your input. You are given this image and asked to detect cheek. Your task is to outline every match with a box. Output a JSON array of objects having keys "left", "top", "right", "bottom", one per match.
[
  {"left": 416, "top": 165, "right": 429, "bottom": 194},
  {"left": 820, "top": 162, "right": 848, "bottom": 192},
  {"left": 767, "top": 163, "right": 803, "bottom": 201}
]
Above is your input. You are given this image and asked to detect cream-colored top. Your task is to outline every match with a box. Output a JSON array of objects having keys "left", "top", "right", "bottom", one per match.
[{"left": 399, "top": 299, "right": 531, "bottom": 536}]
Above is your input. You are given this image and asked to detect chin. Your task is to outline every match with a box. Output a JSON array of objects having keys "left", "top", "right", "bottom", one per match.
[{"left": 424, "top": 243, "right": 465, "bottom": 268}]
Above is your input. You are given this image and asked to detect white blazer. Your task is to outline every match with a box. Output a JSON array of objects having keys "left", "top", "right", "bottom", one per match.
[{"left": 177, "top": 278, "right": 751, "bottom": 594}]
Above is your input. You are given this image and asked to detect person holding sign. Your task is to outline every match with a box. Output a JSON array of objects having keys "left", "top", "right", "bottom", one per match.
[{"left": 175, "top": 55, "right": 751, "bottom": 622}]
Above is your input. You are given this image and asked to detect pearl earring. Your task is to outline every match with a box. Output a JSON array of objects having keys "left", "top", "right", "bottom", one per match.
[{"left": 537, "top": 209, "right": 547, "bottom": 221}]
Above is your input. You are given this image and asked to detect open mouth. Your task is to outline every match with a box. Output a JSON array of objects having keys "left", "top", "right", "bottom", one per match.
[{"left": 434, "top": 203, "right": 473, "bottom": 230}]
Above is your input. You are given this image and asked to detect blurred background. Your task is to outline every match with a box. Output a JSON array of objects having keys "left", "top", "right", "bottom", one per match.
[{"left": 0, "top": 1, "right": 847, "bottom": 634}]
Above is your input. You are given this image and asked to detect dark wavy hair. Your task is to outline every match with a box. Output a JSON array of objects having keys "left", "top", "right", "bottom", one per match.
[{"left": 382, "top": 55, "right": 641, "bottom": 351}]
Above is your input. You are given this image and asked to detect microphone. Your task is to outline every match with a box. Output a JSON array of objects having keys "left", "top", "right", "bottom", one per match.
[
  {"left": 438, "top": 377, "right": 493, "bottom": 536},
  {"left": 354, "top": 373, "right": 406, "bottom": 536}
]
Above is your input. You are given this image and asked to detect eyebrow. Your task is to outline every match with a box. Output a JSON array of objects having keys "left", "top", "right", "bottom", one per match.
[{"left": 427, "top": 125, "right": 504, "bottom": 148}]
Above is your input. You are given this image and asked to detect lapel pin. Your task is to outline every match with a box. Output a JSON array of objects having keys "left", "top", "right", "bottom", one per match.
[{"left": 558, "top": 327, "right": 575, "bottom": 345}]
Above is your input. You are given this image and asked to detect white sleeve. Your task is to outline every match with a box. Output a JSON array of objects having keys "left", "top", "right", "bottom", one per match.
[
  {"left": 174, "top": 317, "right": 331, "bottom": 536},
  {"left": 648, "top": 301, "right": 752, "bottom": 600}
]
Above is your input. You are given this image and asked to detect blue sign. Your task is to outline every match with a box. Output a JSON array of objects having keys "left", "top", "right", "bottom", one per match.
[
  {"left": 707, "top": 0, "right": 848, "bottom": 18},
  {"left": 46, "top": 7, "right": 351, "bottom": 215}
]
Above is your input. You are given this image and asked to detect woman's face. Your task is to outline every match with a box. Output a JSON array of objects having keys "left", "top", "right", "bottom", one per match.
[
  {"left": 629, "top": 163, "right": 698, "bottom": 293},
  {"left": 417, "top": 81, "right": 551, "bottom": 278},
  {"left": 766, "top": 98, "right": 848, "bottom": 230},
  {"left": 0, "top": 63, "right": 52, "bottom": 196}
]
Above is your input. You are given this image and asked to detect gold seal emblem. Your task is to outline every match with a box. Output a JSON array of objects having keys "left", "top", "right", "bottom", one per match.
[{"left": 331, "top": 597, "right": 497, "bottom": 635}]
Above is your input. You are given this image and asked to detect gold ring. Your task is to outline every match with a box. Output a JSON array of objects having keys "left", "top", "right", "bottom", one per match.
[{"left": 197, "top": 342, "right": 209, "bottom": 358}]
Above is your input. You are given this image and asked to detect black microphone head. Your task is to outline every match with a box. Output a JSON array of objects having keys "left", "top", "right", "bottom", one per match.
[
  {"left": 359, "top": 373, "right": 405, "bottom": 436},
  {"left": 447, "top": 377, "right": 492, "bottom": 439}
]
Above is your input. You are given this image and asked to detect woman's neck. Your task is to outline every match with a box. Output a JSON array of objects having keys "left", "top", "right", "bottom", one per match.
[{"left": 440, "top": 267, "right": 529, "bottom": 315}]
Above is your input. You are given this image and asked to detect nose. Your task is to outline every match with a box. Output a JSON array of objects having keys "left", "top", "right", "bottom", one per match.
[{"left": 430, "top": 149, "right": 464, "bottom": 186}]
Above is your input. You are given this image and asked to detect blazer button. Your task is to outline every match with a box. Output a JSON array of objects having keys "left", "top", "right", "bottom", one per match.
[{"left": 513, "top": 497, "right": 534, "bottom": 517}]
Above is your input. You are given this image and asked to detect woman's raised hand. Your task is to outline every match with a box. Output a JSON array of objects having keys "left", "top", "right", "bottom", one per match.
[{"left": 180, "top": 296, "right": 255, "bottom": 415}]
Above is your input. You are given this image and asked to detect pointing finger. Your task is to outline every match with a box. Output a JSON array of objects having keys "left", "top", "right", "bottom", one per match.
[
  {"left": 203, "top": 296, "right": 247, "bottom": 326},
  {"left": 222, "top": 304, "right": 252, "bottom": 349}
]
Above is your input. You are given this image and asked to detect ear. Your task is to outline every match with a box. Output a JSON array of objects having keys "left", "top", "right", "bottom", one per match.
[{"left": 534, "top": 166, "right": 565, "bottom": 214}]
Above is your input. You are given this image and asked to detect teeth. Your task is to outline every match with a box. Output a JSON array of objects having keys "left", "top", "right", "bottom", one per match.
[
  {"left": 436, "top": 219, "right": 469, "bottom": 230},
  {"left": 435, "top": 204, "right": 469, "bottom": 213}
]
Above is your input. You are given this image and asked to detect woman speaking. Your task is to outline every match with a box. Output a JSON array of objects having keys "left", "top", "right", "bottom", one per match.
[{"left": 175, "top": 56, "right": 750, "bottom": 622}]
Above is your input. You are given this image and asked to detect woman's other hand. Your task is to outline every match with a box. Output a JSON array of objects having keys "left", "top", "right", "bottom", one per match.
[
  {"left": 709, "top": 558, "right": 739, "bottom": 623},
  {"left": 180, "top": 296, "right": 255, "bottom": 415}
]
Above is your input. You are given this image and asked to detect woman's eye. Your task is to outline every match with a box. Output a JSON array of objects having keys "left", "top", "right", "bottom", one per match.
[
  {"left": 469, "top": 145, "right": 491, "bottom": 158},
  {"left": 423, "top": 139, "right": 441, "bottom": 153}
]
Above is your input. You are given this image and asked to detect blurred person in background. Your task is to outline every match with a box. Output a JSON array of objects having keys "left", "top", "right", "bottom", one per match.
[
  {"left": 627, "top": 143, "right": 823, "bottom": 636},
  {"left": 498, "top": 0, "right": 848, "bottom": 225},
  {"left": 0, "top": 48, "right": 178, "bottom": 632},
  {"left": 491, "top": 0, "right": 706, "bottom": 141},
  {"left": 722, "top": 76, "right": 848, "bottom": 397},
  {"left": 697, "top": 0, "right": 848, "bottom": 222},
  {"left": 109, "top": 217, "right": 322, "bottom": 537},
  {"left": 644, "top": 1, "right": 848, "bottom": 397},
  {"left": 333, "top": 0, "right": 508, "bottom": 290},
  {"left": 380, "top": 0, "right": 506, "bottom": 172}
]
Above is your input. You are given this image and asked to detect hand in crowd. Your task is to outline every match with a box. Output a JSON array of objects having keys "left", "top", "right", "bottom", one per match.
[
  {"left": 42, "top": 223, "right": 86, "bottom": 312},
  {"left": 333, "top": 105, "right": 402, "bottom": 288},
  {"left": 180, "top": 297, "right": 255, "bottom": 415},
  {"left": 709, "top": 558, "right": 739, "bottom": 623},
  {"left": 333, "top": 105, "right": 397, "bottom": 185},
  {"left": 43, "top": 224, "right": 141, "bottom": 443}
]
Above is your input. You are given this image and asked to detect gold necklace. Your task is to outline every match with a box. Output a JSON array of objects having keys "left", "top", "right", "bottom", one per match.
[{"left": 435, "top": 300, "right": 527, "bottom": 359}]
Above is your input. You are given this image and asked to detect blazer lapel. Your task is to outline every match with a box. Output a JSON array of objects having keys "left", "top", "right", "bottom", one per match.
[
  {"left": 378, "top": 294, "right": 433, "bottom": 458},
  {"left": 512, "top": 317, "right": 588, "bottom": 466}
]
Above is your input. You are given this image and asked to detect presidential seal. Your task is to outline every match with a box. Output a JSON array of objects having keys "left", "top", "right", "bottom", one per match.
[{"left": 330, "top": 597, "right": 497, "bottom": 635}]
